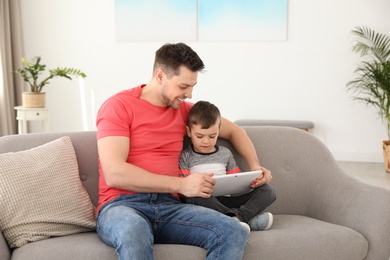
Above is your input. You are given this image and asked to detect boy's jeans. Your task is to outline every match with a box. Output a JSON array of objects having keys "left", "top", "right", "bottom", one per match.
[
  {"left": 96, "top": 193, "right": 248, "bottom": 260},
  {"left": 185, "top": 184, "right": 276, "bottom": 223}
]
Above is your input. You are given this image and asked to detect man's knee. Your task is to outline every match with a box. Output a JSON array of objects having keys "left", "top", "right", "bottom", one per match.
[{"left": 98, "top": 206, "right": 153, "bottom": 244}]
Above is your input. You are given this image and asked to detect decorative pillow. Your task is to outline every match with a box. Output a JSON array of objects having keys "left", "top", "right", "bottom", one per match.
[{"left": 0, "top": 136, "right": 96, "bottom": 248}]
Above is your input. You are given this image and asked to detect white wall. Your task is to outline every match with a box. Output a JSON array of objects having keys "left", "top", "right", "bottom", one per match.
[{"left": 18, "top": 0, "right": 390, "bottom": 162}]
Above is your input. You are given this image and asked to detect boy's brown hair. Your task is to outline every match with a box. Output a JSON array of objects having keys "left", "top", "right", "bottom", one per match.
[{"left": 187, "top": 101, "right": 221, "bottom": 129}]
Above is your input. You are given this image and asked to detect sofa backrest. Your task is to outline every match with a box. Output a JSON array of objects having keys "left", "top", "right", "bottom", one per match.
[
  {"left": 236, "top": 126, "right": 350, "bottom": 216},
  {"left": 0, "top": 126, "right": 342, "bottom": 215}
]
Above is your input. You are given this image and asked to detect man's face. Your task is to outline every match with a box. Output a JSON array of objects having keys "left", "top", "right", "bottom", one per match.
[{"left": 159, "top": 66, "right": 198, "bottom": 109}]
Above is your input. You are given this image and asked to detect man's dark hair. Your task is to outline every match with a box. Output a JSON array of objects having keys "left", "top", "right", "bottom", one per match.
[
  {"left": 153, "top": 43, "right": 205, "bottom": 77},
  {"left": 188, "top": 101, "right": 221, "bottom": 129}
]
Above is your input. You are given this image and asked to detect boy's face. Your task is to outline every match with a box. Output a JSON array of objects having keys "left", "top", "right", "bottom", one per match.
[{"left": 187, "top": 121, "right": 220, "bottom": 154}]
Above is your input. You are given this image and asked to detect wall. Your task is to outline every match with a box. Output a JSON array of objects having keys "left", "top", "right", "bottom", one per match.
[{"left": 18, "top": 0, "right": 390, "bottom": 162}]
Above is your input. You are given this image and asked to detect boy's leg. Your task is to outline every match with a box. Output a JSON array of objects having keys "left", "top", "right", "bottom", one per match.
[
  {"left": 217, "top": 184, "right": 276, "bottom": 222},
  {"left": 155, "top": 194, "right": 249, "bottom": 260},
  {"left": 185, "top": 196, "right": 231, "bottom": 214}
]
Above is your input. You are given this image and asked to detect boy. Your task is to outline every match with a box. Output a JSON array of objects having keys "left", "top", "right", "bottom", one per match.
[{"left": 179, "top": 101, "right": 276, "bottom": 232}]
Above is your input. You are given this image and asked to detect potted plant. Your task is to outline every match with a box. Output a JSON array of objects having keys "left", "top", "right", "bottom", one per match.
[
  {"left": 14, "top": 56, "right": 87, "bottom": 108},
  {"left": 346, "top": 26, "right": 390, "bottom": 172}
]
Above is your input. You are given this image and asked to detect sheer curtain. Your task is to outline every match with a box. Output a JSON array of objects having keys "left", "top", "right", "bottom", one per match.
[{"left": 0, "top": 0, "right": 23, "bottom": 136}]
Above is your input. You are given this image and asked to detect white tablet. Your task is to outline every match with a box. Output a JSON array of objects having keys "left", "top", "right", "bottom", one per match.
[{"left": 212, "top": 170, "right": 263, "bottom": 196}]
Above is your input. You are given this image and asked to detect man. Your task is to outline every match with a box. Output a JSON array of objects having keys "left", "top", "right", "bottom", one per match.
[{"left": 96, "top": 43, "right": 272, "bottom": 260}]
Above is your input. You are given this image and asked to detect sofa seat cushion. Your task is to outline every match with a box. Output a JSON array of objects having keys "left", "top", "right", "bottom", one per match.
[
  {"left": 0, "top": 137, "right": 96, "bottom": 248},
  {"left": 11, "top": 232, "right": 207, "bottom": 260},
  {"left": 244, "top": 215, "right": 368, "bottom": 260},
  {"left": 11, "top": 215, "right": 367, "bottom": 260}
]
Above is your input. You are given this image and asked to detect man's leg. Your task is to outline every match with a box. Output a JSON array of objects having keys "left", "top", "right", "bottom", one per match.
[
  {"left": 155, "top": 194, "right": 249, "bottom": 260},
  {"left": 96, "top": 196, "right": 154, "bottom": 260}
]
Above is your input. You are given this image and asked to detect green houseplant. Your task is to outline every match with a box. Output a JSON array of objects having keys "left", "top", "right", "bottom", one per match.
[
  {"left": 346, "top": 26, "right": 390, "bottom": 172},
  {"left": 15, "top": 56, "right": 86, "bottom": 108}
]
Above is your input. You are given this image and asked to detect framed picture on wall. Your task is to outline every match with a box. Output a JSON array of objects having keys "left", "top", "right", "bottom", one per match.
[
  {"left": 198, "top": 0, "right": 288, "bottom": 41},
  {"left": 115, "top": 0, "right": 288, "bottom": 42},
  {"left": 115, "top": 0, "right": 198, "bottom": 42}
]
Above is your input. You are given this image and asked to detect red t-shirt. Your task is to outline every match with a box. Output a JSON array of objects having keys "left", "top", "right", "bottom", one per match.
[{"left": 96, "top": 85, "right": 193, "bottom": 214}]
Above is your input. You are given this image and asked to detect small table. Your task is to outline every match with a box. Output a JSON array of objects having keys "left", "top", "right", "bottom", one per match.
[{"left": 14, "top": 106, "right": 49, "bottom": 134}]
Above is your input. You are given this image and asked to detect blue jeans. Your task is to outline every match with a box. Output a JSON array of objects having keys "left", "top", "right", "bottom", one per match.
[{"left": 96, "top": 193, "right": 248, "bottom": 260}]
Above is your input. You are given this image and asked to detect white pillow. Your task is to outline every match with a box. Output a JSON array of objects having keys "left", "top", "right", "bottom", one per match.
[{"left": 0, "top": 136, "right": 96, "bottom": 248}]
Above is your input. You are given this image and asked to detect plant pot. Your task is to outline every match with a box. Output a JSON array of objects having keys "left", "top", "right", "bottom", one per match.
[
  {"left": 382, "top": 140, "right": 390, "bottom": 173},
  {"left": 22, "top": 92, "right": 46, "bottom": 108}
]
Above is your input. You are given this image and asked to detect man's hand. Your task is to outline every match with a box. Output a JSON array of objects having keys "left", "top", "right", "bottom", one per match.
[
  {"left": 250, "top": 166, "right": 272, "bottom": 189},
  {"left": 179, "top": 173, "right": 215, "bottom": 198}
]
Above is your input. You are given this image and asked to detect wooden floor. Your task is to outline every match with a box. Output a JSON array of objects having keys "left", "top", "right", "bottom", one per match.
[{"left": 337, "top": 161, "right": 390, "bottom": 190}]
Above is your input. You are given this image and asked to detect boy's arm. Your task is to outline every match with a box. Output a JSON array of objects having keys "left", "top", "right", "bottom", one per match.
[
  {"left": 224, "top": 147, "right": 241, "bottom": 174},
  {"left": 179, "top": 148, "right": 191, "bottom": 177}
]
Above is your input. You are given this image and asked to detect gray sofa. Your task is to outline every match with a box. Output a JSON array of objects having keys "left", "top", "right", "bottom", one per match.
[{"left": 1, "top": 126, "right": 390, "bottom": 260}]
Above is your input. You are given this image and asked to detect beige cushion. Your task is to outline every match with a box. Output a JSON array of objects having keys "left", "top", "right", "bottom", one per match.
[{"left": 0, "top": 136, "right": 96, "bottom": 248}]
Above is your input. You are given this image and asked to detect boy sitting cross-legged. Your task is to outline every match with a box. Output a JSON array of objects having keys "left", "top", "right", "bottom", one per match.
[{"left": 179, "top": 101, "right": 276, "bottom": 232}]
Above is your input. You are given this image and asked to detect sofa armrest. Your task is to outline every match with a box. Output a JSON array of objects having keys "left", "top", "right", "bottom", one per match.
[
  {"left": 308, "top": 164, "right": 390, "bottom": 260},
  {"left": 237, "top": 126, "right": 390, "bottom": 260},
  {"left": 0, "top": 231, "right": 11, "bottom": 260}
]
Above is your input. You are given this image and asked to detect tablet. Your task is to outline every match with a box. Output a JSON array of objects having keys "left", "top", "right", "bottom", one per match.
[{"left": 212, "top": 170, "right": 263, "bottom": 196}]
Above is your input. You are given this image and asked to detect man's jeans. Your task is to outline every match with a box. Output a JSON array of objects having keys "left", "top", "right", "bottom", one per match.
[{"left": 96, "top": 193, "right": 248, "bottom": 260}]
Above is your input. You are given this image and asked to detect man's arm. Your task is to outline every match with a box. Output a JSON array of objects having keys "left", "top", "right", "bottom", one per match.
[
  {"left": 219, "top": 117, "right": 272, "bottom": 187},
  {"left": 97, "top": 136, "right": 216, "bottom": 197}
]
